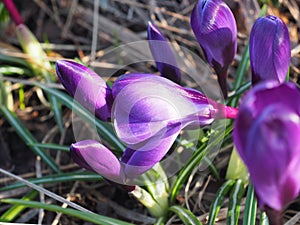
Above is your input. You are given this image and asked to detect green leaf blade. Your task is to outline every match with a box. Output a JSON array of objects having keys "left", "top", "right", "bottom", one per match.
[{"left": 169, "top": 205, "right": 202, "bottom": 225}]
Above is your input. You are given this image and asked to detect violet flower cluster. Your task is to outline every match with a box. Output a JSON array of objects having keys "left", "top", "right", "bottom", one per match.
[
  {"left": 232, "top": 4, "right": 297, "bottom": 222},
  {"left": 189, "top": 0, "right": 298, "bottom": 220},
  {"left": 56, "top": 60, "right": 237, "bottom": 184},
  {"left": 56, "top": 0, "right": 299, "bottom": 221},
  {"left": 233, "top": 10, "right": 296, "bottom": 217},
  {"left": 189, "top": 0, "right": 290, "bottom": 97}
]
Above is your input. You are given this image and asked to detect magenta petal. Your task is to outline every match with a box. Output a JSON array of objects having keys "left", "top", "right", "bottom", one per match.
[
  {"left": 250, "top": 16, "right": 291, "bottom": 85},
  {"left": 70, "top": 140, "right": 124, "bottom": 183},
  {"left": 148, "top": 22, "right": 181, "bottom": 83},
  {"left": 56, "top": 60, "right": 113, "bottom": 121},
  {"left": 234, "top": 81, "right": 300, "bottom": 211}
]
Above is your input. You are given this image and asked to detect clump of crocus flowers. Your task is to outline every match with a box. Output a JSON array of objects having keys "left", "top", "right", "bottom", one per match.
[
  {"left": 189, "top": 1, "right": 297, "bottom": 224},
  {"left": 56, "top": 60, "right": 237, "bottom": 183},
  {"left": 56, "top": 0, "right": 299, "bottom": 223},
  {"left": 56, "top": 59, "right": 237, "bottom": 218}
]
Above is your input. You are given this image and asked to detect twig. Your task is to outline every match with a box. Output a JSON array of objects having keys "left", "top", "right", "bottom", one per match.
[
  {"left": 284, "top": 211, "right": 300, "bottom": 225},
  {"left": 90, "top": 0, "right": 100, "bottom": 64},
  {"left": 36, "top": 156, "right": 44, "bottom": 225},
  {"left": 0, "top": 168, "right": 93, "bottom": 213},
  {"left": 184, "top": 167, "right": 198, "bottom": 211},
  {"left": 51, "top": 181, "right": 79, "bottom": 225},
  {"left": 62, "top": 0, "right": 78, "bottom": 38}
]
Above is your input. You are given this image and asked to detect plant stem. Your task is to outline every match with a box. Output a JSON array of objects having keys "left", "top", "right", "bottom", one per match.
[
  {"left": 224, "top": 105, "right": 238, "bottom": 119},
  {"left": 216, "top": 70, "right": 228, "bottom": 99},
  {"left": 2, "top": 0, "right": 23, "bottom": 25},
  {"left": 265, "top": 207, "right": 282, "bottom": 225}
]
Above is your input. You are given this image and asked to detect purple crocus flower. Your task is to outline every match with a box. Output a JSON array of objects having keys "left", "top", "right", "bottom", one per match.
[
  {"left": 191, "top": 0, "right": 237, "bottom": 98},
  {"left": 234, "top": 81, "right": 300, "bottom": 219},
  {"left": 250, "top": 16, "right": 291, "bottom": 85},
  {"left": 56, "top": 60, "right": 113, "bottom": 121},
  {"left": 112, "top": 73, "right": 237, "bottom": 178},
  {"left": 147, "top": 22, "right": 181, "bottom": 83},
  {"left": 58, "top": 61, "right": 238, "bottom": 181}
]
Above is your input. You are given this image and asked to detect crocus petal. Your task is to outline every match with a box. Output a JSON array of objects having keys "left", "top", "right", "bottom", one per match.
[
  {"left": 112, "top": 74, "right": 216, "bottom": 145},
  {"left": 234, "top": 81, "right": 300, "bottom": 211},
  {"left": 234, "top": 81, "right": 299, "bottom": 161},
  {"left": 56, "top": 60, "right": 113, "bottom": 121},
  {"left": 148, "top": 22, "right": 181, "bottom": 83},
  {"left": 246, "top": 106, "right": 300, "bottom": 210},
  {"left": 250, "top": 16, "right": 291, "bottom": 85},
  {"left": 191, "top": 0, "right": 237, "bottom": 98},
  {"left": 121, "top": 122, "right": 181, "bottom": 178},
  {"left": 70, "top": 140, "right": 124, "bottom": 183}
]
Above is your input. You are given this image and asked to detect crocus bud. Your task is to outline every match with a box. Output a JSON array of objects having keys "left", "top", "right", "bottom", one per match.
[
  {"left": 70, "top": 139, "right": 169, "bottom": 217},
  {"left": 191, "top": 0, "right": 237, "bottom": 98},
  {"left": 56, "top": 60, "right": 113, "bottom": 121},
  {"left": 70, "top": 140, "right": 124, "bottom": 183},
  {"left": 250, "top": 16, "right": 291, "bottom": 85},
  {"left": 112, "top": 73, "right": 238, "bottom": 177},
  {"left": 147, "top": 22, "right": 181, "bottom": 83},
  {"left": 233, "top": 81, "right": 300, "bottom": 220}
]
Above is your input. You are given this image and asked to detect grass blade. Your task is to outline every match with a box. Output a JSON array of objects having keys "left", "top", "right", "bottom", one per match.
[
  {"left": 48, "top": 92, "right": 64, "bottom": 133},
  {"left": 1, "top": 199, "right": 134, "bottom": 225},
  {"left": 242, "top": 183, "right": 257, "bottom": 225},
  {"left": 0, "top": 190, "right": 38, "bottom": 222},
  {"left": 229, "top": 45, "right": 250, "bottom": 107},
  {"left": 207, "top": 179, "right": 236, "bottom": 225},
  {"left": 0, "top": 106, "right": 60, "bottom": 173},
  {"left": 259, "top": 211, "right": 269, "bottom": 225},
  {"left": 0, "top": 171, "right": 102, "bottom": 191},
  {"left": 0, "top": 66, "right": 32, "bottom": 76},
  {"left": 0, "top": 51, "right": 31, "bottom": 68},
  {"left": 170, "top": 125, "right": 233, "bottom": 203},
  {"left": 154, "top": 217, "right": 166, "bottom": 225},
  {"left": 169, "top": 205, "right": 202, "bottom": 225},
  {"left": 226, "top": 179, "right": 245, "bottom": 225},
  {"left": 27, "top": 142, "right": 70, "bottom": 152}
]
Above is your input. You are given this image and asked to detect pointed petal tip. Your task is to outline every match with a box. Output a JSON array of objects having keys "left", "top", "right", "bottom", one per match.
[
  {"left": 146, "top": 23, "right": 181, "bottom": 83},
  {"left": 147, "top": 21, "right": 166, "bottom": 41},
  {"left": 55, "top": 59, "right": 113, "bottom": 121}
]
